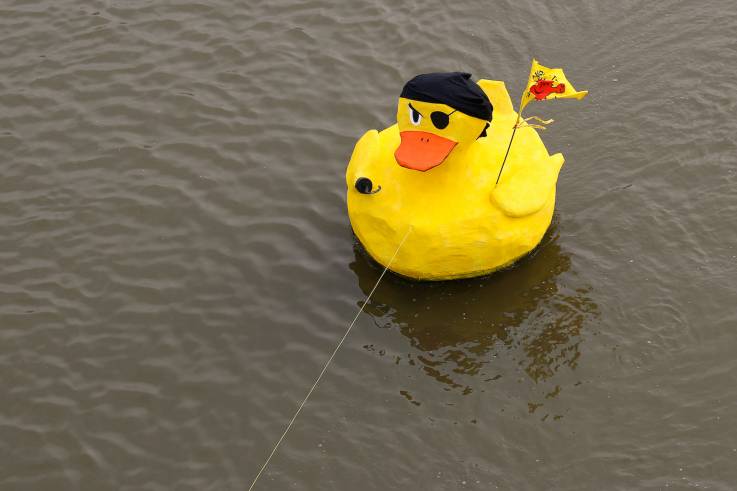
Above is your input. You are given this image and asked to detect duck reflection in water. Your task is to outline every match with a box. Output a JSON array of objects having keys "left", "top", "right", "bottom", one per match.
[{"left": 349, "top": 223, "right": 599, "bottom": 408}]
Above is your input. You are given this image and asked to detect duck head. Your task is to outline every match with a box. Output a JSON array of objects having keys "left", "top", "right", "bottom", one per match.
[{"left": 395, "top": 72, "right": 493, "bottom": 172}]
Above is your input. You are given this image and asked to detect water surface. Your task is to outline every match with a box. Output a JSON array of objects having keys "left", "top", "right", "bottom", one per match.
[{"left": 2, "top": 0, "right": 737, "bottom": 489}]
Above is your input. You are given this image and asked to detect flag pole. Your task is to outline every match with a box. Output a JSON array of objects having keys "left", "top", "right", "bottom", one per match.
[{"left": 495, "top": 91, "right": 527, "bottom": 187}]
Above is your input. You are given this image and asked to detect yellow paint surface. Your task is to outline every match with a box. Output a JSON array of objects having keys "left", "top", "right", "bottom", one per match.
[{"left": 346, "top": 80, "right": 564, "bottom": 280}]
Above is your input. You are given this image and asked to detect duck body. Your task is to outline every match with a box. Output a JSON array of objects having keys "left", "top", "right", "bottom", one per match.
[{"left": 346, "top": 76, "right": 564, "bottom": 281}]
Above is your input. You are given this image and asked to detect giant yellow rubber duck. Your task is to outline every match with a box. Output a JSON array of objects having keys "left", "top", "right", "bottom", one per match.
[{"left": 346, "top": 72, "right": 565, "bottom": 281}]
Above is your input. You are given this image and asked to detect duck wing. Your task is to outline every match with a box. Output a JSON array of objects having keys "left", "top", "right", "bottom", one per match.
[
  {"left": 346, "top": 129, "right": 380, "bottom": 189},
  {"left": 491, "top": 152, "right": 565, "bottom": 218}
]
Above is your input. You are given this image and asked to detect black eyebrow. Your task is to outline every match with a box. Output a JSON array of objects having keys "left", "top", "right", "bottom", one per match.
[{"left": 408, "top": 103, "right": 424, "bottom": 117}]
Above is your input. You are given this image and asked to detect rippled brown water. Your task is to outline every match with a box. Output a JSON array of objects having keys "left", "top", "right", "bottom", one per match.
[{"left": 2, "top": 1, "right": 737, "bottom": 489}]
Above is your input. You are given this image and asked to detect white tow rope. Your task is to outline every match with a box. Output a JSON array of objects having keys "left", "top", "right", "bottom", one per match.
[{"left": 247, "top": 226, "right": 412, "bottom": 491}]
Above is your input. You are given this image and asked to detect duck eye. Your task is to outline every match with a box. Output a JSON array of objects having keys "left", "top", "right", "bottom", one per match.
[{"left": 408, "top": 104, "right": 422, "bottom": 126}]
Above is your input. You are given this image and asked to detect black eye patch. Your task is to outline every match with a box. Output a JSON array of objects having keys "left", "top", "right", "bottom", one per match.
[{"left": 430, "top": 110, "right": 456, "bottom": 129}]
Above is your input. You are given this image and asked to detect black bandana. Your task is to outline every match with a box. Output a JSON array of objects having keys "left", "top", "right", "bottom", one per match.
[{"left": 400, "top": 72, "right": 493, "bottom": 122}]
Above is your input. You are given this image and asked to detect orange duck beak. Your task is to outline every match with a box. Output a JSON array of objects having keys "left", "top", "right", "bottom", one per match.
[{"left": 394, "top": 131, "right": 457, "bottom": 172}]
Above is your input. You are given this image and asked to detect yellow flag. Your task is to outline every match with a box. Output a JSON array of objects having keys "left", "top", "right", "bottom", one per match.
[{"left": 519, "top": 59, "right": 588, "bottom": 112}]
